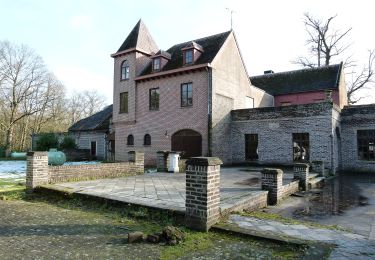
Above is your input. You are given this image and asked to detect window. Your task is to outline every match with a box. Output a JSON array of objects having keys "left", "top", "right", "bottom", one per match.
[
  {"left": 357, "top": 130, "right": 375, "bottom": 161},
  {"left": 121, "top": 60, "right": 130, "bottom": 80},
  {"left": 144, "top": 134, "right": 151, "bottom": 146},
  {"left": 245, "top": 134, "right": 258, "bottom": 160},
  {"left": 127, "top": 134, "right": 134, "bottom": 146},
  {"left": 181, "top": 83, "right": 193, "bottom": 107},
  {"left": 149, "top": 88, "right": 159, "bottom": 110},
  {"left": 293, "top": 133, "right": 309, "bottom": 162},
  {"left": 119, "top": 92, "right": 128, "bottom": 113},
  {"left": 184, "top": 50, "right": 193, "bottom": 64},
  {"left": 153, "top": 58, "right": 161, "bottom": 71}
]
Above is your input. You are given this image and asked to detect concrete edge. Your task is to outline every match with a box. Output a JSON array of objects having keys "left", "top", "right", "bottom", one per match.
[{"left": 212, "top": 222, "right": 322, "bottom": 246}]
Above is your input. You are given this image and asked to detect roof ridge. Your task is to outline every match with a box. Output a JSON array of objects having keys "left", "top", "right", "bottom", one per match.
[
  {"left": 167, "top": 31, "right": 231, "bottom": 51},
  {"left": 250, "top": 63, "right": 342, "bottom": 79}
]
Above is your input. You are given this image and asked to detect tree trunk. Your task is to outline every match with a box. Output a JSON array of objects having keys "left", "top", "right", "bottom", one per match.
[{"left": 5, "top": 125, "right": 14, "bottom": 157}]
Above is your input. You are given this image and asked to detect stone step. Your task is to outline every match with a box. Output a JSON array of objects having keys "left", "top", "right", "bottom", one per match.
[
  {"left": 220, "top": 191, "right": 268, "bottom": 217},
  {"left": 309, "top": 173, "right": 319, "bottom": 180},
  {"left": 308, "top": 177, "right": 325, "bottom": 189}
]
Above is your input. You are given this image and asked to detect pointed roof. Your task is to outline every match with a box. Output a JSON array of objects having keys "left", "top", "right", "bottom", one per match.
[
  {"left": 139, "top": 31, "right": 231, "bottom": 77},
  {"left": 114, "top": 19, "right": 158, "bottom": 56}
]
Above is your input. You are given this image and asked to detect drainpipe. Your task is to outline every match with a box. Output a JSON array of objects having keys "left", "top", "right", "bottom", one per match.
[
  {"left": 330, "top": 133, "right": 335, "bottom": 175},
  {"left": 207, "top": 67, "right": 213, "bottom": 157}
]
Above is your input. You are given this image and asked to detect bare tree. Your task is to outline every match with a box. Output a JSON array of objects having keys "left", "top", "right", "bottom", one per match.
[
  {"left": 83, "top": 89, "right": 107, "bottom": 117},
  {"left": 346, "top": 50, "right": 375, "bottom": 104},
  {"left": 0, "top": 41, "right": 61, "bottom": 154},
  {"left": 294, "top": 13, "right": 374, "bottom": 104}
]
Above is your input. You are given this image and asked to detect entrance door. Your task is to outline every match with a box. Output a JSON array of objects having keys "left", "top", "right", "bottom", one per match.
[
  {"left": 90, "top": 141, "right": 97, "bottom": 157},
  {"left": 171, "top": 129, "right": 202, "bottom": 159}
]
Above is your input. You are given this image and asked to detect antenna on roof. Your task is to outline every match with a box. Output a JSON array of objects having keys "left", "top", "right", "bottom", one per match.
[{"left": 226, "top": 8, "right": 235, "bottom": 30}]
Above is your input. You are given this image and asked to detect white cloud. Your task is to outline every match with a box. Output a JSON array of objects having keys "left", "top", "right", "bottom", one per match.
[
  {"left": 69, "top": 15, "right": 93, "bottom": 30},
  {"left": 54, "top": 66, "right": 112, "bottom": 102}
]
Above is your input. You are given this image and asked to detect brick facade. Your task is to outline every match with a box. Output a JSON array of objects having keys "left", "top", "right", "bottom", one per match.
[
  {"left": 341, "top": 105, "right": 375, "bottom": 172},
  {"left": 230, "top": 102, "right": 341, "bottom": 172}
]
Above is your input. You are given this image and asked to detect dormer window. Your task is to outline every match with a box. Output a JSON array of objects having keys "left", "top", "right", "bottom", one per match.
[
  {"left": 121, "top": 60, "right": 130, "bottom": 80},
  {"left": 150, "top": 50, "right": 171, "bottom": 72},
  {"left": 184, "top": 50, "right": 193, "bottom": 65},
  {"left": 153, "top": 58, "right": 161, "bottom": 71},
  {"left": 182, "top": 41, "right": 203, "bottom": 66}
]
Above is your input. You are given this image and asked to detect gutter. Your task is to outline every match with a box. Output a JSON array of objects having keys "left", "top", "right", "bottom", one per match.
[{"left": 135, "top": 63, "right": 211, "bottom": 81}]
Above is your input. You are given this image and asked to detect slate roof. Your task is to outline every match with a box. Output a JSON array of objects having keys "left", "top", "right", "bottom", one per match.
[
  {"left": 69, "top": 105, "right": 113, "bottom": 132},
  {"left": 250, "top": 63, "right": 343, "bottom": 96},
  {"left": 139, "top": 31, "right": 232, "bottom": 76},
  {"left": 116, "top": 19, "right": 158, "bottom": 54}
]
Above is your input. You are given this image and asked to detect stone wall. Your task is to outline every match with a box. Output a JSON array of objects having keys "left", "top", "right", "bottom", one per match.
[
  {"left": 341, "top": 104, "right": 375, "bottom": 172},
  {"left": 230, "top": 102, "right": 339, "bottom": 170},
  {"left": 26, "top": 151, "right": 144, "bottom": 189},
  {"left": 49, "top": 162, "right": 143, "bottom": 184}
]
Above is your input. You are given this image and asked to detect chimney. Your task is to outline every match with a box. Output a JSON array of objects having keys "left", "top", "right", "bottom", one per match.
[{"left": 264, "top": 70, "right": 274, "bottom": 74}]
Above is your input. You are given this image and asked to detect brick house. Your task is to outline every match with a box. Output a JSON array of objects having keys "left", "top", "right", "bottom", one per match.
[
  {"left": 110, "top": 19, "right": 375, "bottom": 173},
  {"left": 111, "top": 20, "right": 273, "bottom": 165},
  {"left": 250, "top": 63, "right": 348, "bottom": 108}
]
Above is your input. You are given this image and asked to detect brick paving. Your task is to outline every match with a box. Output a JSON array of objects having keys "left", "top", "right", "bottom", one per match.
[{"left": 222, "top": 214, "right": 375, "bottom": 259}]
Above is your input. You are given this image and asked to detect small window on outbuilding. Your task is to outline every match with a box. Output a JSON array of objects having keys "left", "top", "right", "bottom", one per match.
[
  {"left": 127, "top": 134, "right": 134, "bottom": 146},
  {"left": 144, "top": 134, "right": 151, "bottom": 146},
  {"left": 121, "top": 60, "right": 130, "bottom": 80},
  {"left": 357, "top": 130, "right": 375, "bottom": 161},
  {"left": 293, "top": 133, "right": 309, "bottom": 162}
]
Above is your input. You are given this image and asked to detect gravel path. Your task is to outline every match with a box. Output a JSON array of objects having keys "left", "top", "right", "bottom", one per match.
[{"left": 0, "top": 200, "right": 160, "bottom": 260}]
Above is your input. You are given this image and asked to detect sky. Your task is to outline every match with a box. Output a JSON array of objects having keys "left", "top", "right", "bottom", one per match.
[{"left": 1, "top": 0, "right": 375, "bottom": 104}]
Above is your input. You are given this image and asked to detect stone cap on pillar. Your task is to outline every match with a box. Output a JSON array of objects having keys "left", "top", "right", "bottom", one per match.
[
  {"left": 27, "top": 151, "right": 48, "bottom": 156},
  {"left": 261, "top": 168, "right": 283, "bottom": 175},
  {"left": 294, "top": 163, "right": 310, "bottom": 168},
  {"left": 186, "top": 157, "right": 223, "bottom": 166}
]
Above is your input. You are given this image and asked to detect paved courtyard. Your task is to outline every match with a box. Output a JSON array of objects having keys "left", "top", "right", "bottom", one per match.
[
  {"left": 221, "top": 214, "right": 375, "bottom": 259},
  {"left": 50, "top": 167, "right": 293, "bottom": 213}
]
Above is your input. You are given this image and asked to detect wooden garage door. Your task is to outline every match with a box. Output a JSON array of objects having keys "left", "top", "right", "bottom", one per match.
[{"left": 171, "top": 129, "right": 202, "bottom": 159}]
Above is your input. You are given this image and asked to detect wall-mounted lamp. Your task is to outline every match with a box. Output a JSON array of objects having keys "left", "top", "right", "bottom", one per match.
[{"left": 165, "top": 130, "right": 169, "bottom": 139}]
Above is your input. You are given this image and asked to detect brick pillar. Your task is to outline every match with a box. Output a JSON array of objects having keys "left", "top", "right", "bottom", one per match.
[
  {"left": 26, "top": 151, "right": 49, "bottom": 191},
  {"left": 293, "top": 163, "right": 310, "bottom": 191},
  {"left": 185, "top": 157, "right": 222, "bottom": 231},
  {"left": 261, "top": 168, "right": 283, "bottom": 205},
  {"left": 156, "top": 151, "right": 169, "bottom": 172},
  {"left": 128, "top": 151, "right": 144, "bottom": 173},
  {"left": 311, "top": 161, "right": 325, "bottom": 177}
]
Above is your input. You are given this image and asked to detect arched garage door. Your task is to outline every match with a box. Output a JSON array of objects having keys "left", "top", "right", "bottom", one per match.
[{"left": 171, "top": 129, "right": 202, "bottom": 159}]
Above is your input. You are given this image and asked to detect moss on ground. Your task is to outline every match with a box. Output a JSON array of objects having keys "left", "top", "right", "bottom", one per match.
[
  {"left": 240, "top": 210, "right": 347, "bottom": 231},
  {"left": 0, "top": 184, "right": 318, "bottom": 259}
]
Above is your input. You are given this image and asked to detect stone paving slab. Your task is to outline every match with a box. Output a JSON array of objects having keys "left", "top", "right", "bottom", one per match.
[
  {"left": 218, "top": 214, "right": 375, "bottom": 259},
  {"left": 49, "top": 167, "right": 271, "bottom": 214}
]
